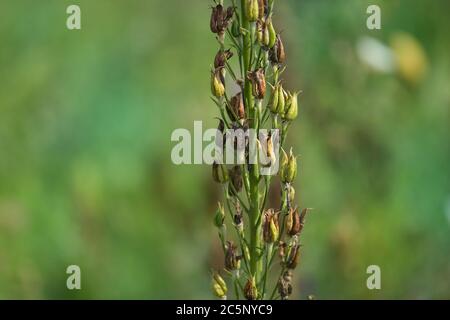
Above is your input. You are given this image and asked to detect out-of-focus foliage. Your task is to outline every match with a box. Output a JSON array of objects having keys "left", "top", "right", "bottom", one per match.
[{"left": 0, "top": 0, "right": 448, "bottom": 299}]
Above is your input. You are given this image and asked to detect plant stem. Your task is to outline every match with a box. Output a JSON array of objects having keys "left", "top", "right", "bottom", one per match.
[{"left": 241, "top": 0, "right": 262, "bottom": 285}]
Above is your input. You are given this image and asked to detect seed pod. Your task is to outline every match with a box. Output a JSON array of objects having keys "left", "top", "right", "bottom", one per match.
[
  {"left": 256, "top": 19, "right": 270, "bottom": 47},
  {"left": 287, "top": 185, "right": 295, "bottom": 203},
  {"left": 267, "top": 17, "right": 277, "bottom": 48},
  {"left": 276, "top": 84, "right": 286, "bottom": 114},
  {"left": 244, "top": 276, "right": 258, "bottom": 300},
  {"left": 228, "top": 165, "right": 243, "bottom": 194},
  {"left": 298, "top": 208, "right": 310, "bottom": 235},
  {"left": 278, "top": 241, "right": 287, "bottom": 260},
  {"left": 281, "top": 149, "right": 297, "bottom": 184},
  {"left": 258, "top": 0, "right": 266, "bottom": 19},
  {"left": 278, "top": 271, "right": 293, "bottom": 300},
  {"left": 214, "top": 49, "right": 233, "bottom": 69},
  {"left": 286, "top": 207, "right": 301, "bottom": 236},
  {"left": 211, "top": 68, "right": 225, "bottom": 98},
  {"left": 269, "top": 34, "right": 286, "bottom": 65},
  {"left": 285, "top": 244, "right": 300, "bottom": 269},
  {"left": 284, "top": 91, "right": 299, "bottom": 121},
  {"left": 212, "top": 161, "right": 228, "bottom": 184},
  {"left": 266, "top": 133, "right": 276, "bottom": 167},
  {"left": 225, "top": 241, "right": 240, "bottom": 271},
  {"left": 279, "top": 148, "right": 289, "bottom": 183},
  {"left": 248, "top": 68, "right": 266, "bottom": 100},
  {"left": 245, "top": 0, "right": 259, "bottom": 22},
  {"left": 263, "top": 209, "right": 279, "bottom": 243},
  {"left": 212, "top": 273, "right": 228, "bottom": 299},
  {"left": 214, "top": 202, "right": 225, "bottom": 228},
  {"left": 269, "top": 83, "right": 279, "bottom": 113},
  {"left": 229, "top": 92, "right": 245, "bottom": 121},
  {"left": 210, "top": 5, "right": 234, "bottom": 36}
]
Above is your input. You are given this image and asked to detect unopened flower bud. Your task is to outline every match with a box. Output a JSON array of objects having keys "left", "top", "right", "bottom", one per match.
[
  {"left": 211, "top": 68, "right": 225, "bottom": 98},
  {"left": 284, "top": 91, "right": 299, "bottom": 121},
  {"left": 212, "top": 273, "right": 228, "bottom": 299},
  {"left": 214, "top": 49, "right": 233, "bottom": 69},
  {"left": 214, "top": 202, "right": 225, "bottom": 228},
  {"left": 245, "top": 0, "right": 259, "bottom": 22},
  {"left": 285, "top": 244, "right": 300, "bottom": 269},
  {"left": 263, "top": 209, "right": 279, "bottom": 243},
  {"left": 212, "top": 161, "right": 228, "bottom": 184},
  {"left": 244, "top": 276, "right": 258, "bottom": 300},
  {"left": 248, "top": 68, "right": 266, "bottom": 100},
  {"left": 225, "top": 241, "right": 240, "bottom": 271},
  {"left": 286, "top": 207, "right": 301, "bottom": 237},
  {"left": 269, "top": 34, "right": 286, "bottom": 65}
]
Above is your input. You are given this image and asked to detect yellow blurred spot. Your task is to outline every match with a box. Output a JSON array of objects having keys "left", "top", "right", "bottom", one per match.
[{"left": 391, "top": 32, "right": 428, "bottom": 86}]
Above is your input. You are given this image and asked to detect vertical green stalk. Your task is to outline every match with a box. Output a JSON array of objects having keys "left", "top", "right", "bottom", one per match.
[{"left": 241, "top": 0, "right": 262, "bottom": 281}]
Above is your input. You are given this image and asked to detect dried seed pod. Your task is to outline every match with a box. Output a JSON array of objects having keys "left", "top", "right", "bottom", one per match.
[
  {"left": 285, "top": 244, "right": 300, "bottom": 269},
  {"left": 257, "top": 0, "right": 268, "bottom": 19},
  {"left": 211, "top": 68, "right": 225, "bottom": 98},
  {"left": 212, "top": 161, "right": 228, "bottom": 184},
  {"left": 286, "top": 207, "right": 301, "bottom": 237},
  {"left": 263, "top": 209, "right": 279, "bottom": 243},
  {"left": 244, "top": 276, "right": 258, "bottom": 300},
  {"left": 229, "top": 165, "right": 243, "bottom": 194},
  {"left": 214, "top": 49, "right": 233, "bottom": 69},
  {"left": 269, "top": 34, "right": 286, "bottom": 65},
  {"left": 210, "top": 4, "right": 234, "bottom": 36},
  {"left": 298, "top": 208, "right": 311, "bottom": 235},
  {"left": 225, "top": 241, "right": 240, "bottom": 271},
  {"left": 248, "top": 68, "right": 266, "bottom": 100},
  {"left": 212, "top": 272, "right": 228, "bottom": 299},
  {"left": 278, "top": 270, "right": 293, "bottom": 300},
  {"left": 229, "top": 92, "right": 245, "bottom": 121},
  {"left": 256, "top": 19, "right": 270, "bottom": 47}
]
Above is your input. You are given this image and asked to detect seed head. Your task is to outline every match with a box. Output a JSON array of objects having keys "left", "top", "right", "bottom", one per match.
[
  {"left": 210, "top": 5, "right": 234, "bottom": 36},
  {"left": 285, "top": 244, "right": 300, "bottom": 269},
  {"left": 229, "top": 92, "right": 246, "bottom": 121},
  {"left": 214, "top": 49, "right": 233, "bottom": 69}
]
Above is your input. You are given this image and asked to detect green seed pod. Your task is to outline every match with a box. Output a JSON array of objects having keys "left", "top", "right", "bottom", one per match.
[
  {"left": 263, "top": 209, "right": 279, "bottom": 243},
  {"left": 284, "top": 91, "right": 299, "bottom": 121},
  {"left": 267, "top": 17, "right": 277, "bottom": 48},
  {"left": 246, "top": 0, "right": 259, "bottom": 22},
  {"left": 244, "top": 276, "right": 258, "bottom": 300},
  {"left": 214, "top": 202, "right": 225, "bottom": 228},
  {"left": 277, "top": 84, "right": 285, "bottom": 114},
  {"left": 231, "top": 18, "right": 241, "bottom": 37},
  {"left": 212, "top": 273, "right": 227, "bottom": 299},
  {"left": 212, "top": 161, "right": 228, "bottom": 184},
  {"left": 211, "top": 69, "right": 225, "bottom": 98},
  {"left": 269, "top": 84, "right": 279, "bottom": 113},
  {"left": 282, "top": 149, "right": 297, "bottom": 183},
  {"left": 279, "top": 149, "right": 289, "bottom": 183},
  {"left": 287, "top": 185, "right": 296, "bottom": 202}
]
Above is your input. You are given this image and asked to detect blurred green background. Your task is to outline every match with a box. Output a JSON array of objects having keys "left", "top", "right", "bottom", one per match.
[{"left": 0, "top": 0, "right": 449, "bottom": 299}]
